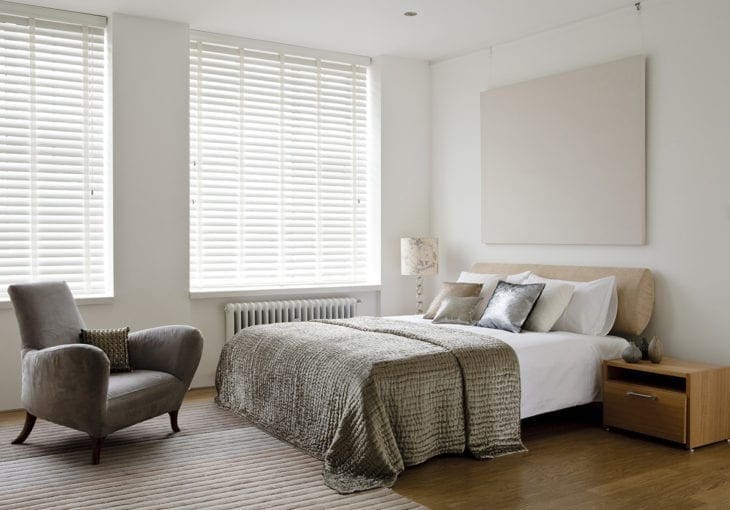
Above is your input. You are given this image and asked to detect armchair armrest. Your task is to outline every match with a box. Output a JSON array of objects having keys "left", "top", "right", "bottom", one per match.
[
  {"left": 127, "top": 326, "right": 204, "bottom": 385},
  {"left": 22, "top": 344, "right": 109, "bottom": 435}
]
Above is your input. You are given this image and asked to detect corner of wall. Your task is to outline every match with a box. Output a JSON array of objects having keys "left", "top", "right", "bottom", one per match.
[{"left": 376, "top": 55, "right": 434, "bottom": 315}]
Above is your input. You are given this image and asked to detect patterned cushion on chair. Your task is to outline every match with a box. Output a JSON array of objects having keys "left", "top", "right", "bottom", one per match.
[{"left": 80, "top": 327, "right": 132, "bottom": 372}]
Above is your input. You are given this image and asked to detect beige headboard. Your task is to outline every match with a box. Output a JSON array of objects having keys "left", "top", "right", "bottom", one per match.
[{"left": 469, "top": 263, "right": 654, "bottom": 337}]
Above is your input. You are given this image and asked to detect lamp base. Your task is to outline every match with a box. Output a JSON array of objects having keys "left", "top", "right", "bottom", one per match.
[{"left": 416, "top": 275, "right": 424, "bottom": 315}]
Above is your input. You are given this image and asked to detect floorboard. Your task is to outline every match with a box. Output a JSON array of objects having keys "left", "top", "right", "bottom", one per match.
[
  {"left": 392, "top": 406, "right": 730, "bottom": 509},
  {"left": 2, "top": 390, "right": 728, "bottom": 509}
]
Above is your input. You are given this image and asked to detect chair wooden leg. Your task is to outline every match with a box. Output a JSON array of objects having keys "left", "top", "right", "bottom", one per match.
[
  {"left": 169, "top": 410, "right": 180, "bottom": 433},
  {"left": 91, "top": 437, "right": 105, "bottom": 465},
  {"left": 11, "top": 412, "right": 36, "bottom": 445}
]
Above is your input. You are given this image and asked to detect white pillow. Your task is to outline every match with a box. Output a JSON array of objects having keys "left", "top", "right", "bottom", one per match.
[
  {"left": 505, "top": 271, "right": 531, "bottom": 284},
  {"left": 601, "top": 284, "right": 619, "bottom": 336},
  {"left": 457, "top": 270, "right": 531, "bottom": 286},
  {"left": 522, "top": 277, "right": 574, "bottom": 333},
  {"left": 456, "top": 273, "right": 505, "bottom": 318},
  {"left": 457, "top": 271, "right": 532, "bottom": 315},
  {"left": 456, "top": 271, "right": 532, "bottom": 302},
  {"left": 528, "top": 275, "right": 618, "bottom": 336},
  {"left": 457, "top": 272, "right": 505, "bottom": 298}
]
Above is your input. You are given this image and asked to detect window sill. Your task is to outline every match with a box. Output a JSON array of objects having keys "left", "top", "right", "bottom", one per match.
[
  {"left": 190, "top": 283, "right": 381, "bottom": 300},
  {"left": 0, "top": 295, "right": 114, "bottom": 310}
]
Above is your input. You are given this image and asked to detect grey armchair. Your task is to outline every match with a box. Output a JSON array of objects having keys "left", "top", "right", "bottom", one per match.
[{"left": 8, "top": 281, "right": 204, "bottom": 464}]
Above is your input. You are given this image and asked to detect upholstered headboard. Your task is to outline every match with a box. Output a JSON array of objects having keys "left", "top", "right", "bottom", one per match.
[{"left": 469, "top": 263, "right": 654, "bottom": 337}]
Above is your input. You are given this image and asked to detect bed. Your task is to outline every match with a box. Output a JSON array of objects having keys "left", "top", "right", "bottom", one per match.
[
  {"left": 390, "top": 315, "right": 629, "bottom": 419},
  {"left": 216, "top": 263, "right": 654, "bottom": 493}
]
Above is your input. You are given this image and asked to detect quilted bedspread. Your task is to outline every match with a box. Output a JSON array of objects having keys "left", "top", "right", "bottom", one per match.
[{"left": 215, "top": 316, "right": 525, "bottom": 493}]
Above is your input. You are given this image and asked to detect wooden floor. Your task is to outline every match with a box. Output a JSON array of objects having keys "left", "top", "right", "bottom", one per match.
[
  {"left": 3, "top": 390, "right": 730, "bottom": 509},
  {"left": 394, "top": 406, "right": 730, "bottom": 510}
]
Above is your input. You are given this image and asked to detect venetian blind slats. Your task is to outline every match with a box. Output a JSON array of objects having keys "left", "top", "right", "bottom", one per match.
[
  {"left": 190, "top": 38, "right": 371, "bottom": 291},
  {"left": 0, "top": 8, "right": 109, "bottom": 298}
]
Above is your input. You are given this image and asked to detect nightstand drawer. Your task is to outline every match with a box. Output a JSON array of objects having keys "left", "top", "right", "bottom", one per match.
[{"left": 604, "top": 380, "right": 687, "bottom": 443}]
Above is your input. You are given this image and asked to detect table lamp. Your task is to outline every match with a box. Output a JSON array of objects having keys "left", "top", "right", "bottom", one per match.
[{"left": 400, "top": 237, "right": 439, "bottom": 314}]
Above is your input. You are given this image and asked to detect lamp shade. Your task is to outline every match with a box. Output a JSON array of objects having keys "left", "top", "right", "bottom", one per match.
[{"left": 400, "top": 237, "right": 439, "bottom": 276}]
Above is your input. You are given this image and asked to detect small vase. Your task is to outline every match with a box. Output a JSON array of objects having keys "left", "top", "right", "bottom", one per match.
[
  {"left": 621, "top": 343, "right": 642, "bottom": 363},
  {"left": 648, "top": 336, "right": 663, "bottom": 364},
  {"left": 639, "top": 337, "right": 650, "bottom": 360}
]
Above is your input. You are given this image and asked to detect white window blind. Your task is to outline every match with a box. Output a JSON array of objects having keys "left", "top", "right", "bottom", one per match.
[
  {"left": 0, "top": 3, "right": 110, "bottom": 300},
  {"left": 190, "top": 34, "right": 374, "bottom": 292}
]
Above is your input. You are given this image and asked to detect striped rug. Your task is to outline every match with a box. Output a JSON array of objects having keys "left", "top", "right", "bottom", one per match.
[{"left": 0, "top": 401, "right": 425, "bottom": 509}]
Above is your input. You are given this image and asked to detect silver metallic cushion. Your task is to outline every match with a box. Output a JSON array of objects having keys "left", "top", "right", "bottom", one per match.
[
  {"left": 432, "top": 296, "right": 482, "bottom": 325},
  {"left": 477, "top": 281, "right": 546, "bottom": 333}
]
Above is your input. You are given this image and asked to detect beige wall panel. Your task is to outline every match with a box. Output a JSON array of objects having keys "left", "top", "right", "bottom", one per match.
[{"left": 481, "top": 56, "right": 645, "bottom": 245}]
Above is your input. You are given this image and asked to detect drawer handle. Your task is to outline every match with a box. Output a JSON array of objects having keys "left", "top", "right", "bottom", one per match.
[{"left": 626, "top": 391, "right": 658, "bottom": 400}]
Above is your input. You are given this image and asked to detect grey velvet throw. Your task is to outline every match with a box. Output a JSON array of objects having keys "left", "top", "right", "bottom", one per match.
[{"left": 215, "top": 316, "right": 525, "bottom": 493}]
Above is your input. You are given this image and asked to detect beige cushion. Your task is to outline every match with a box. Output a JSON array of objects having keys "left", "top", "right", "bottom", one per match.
[
  {"left": 522, "top": 278, "right": 574, "bottom": 332},
  {"left": 432, "top": 296, "right": 482, "bottom": 325},
  {"left": 424, "top": 282, "right": 482, "bottom": 319},
  {"left": 456, "top": 273, "right": 505, "bottom": 317},
  {"left": 456, "top": 271, "right": 532, "bottom": 317}
]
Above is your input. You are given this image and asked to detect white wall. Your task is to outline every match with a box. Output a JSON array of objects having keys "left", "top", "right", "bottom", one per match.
[
  {"left": 431, "top": 0, "right": 730, "bottom": 363},
  {"left": 111, "top": 14, "right": 191, "bottom": 329},
  {"left": 0, "top": 15, "right": 431, "bottom": 410},
  {"left": 376, "top": 56, "right": 433, "bottom": 316}
]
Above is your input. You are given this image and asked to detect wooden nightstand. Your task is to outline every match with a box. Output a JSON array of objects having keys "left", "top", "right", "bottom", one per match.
[{"left": 603, "top": 357, "right": 730, "bottom": 451}]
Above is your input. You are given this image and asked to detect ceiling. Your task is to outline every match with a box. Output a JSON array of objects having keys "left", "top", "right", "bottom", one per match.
[{"left": 15, "top": 0, "right": 634, "bottom": 61}]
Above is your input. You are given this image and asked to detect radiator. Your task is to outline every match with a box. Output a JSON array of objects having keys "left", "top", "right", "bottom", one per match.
[{"left": 224, "top": 297, "right": 358, "bottom": 339}]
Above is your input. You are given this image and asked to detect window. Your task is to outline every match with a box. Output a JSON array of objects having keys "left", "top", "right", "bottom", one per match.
[
  {"left": 0, "top": 3, "right": 110, "bottom": 300},
  {"left": 190, "top": 33, "right": 376, "bottom": 293}
]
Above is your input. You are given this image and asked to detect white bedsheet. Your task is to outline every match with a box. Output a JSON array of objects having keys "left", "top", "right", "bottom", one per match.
[{"left": 388, "top": 315, "right": 628, "bottom": 419}]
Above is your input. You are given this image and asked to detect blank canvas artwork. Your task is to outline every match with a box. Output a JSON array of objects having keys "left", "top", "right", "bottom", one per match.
[{"left": 481, "top": 55, "right": 646, "bottom": 245}]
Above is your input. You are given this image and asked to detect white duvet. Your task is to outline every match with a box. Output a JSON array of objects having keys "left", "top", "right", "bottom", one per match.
[{"left": 389, "top": 315, "right": 628, "bottom": 419}]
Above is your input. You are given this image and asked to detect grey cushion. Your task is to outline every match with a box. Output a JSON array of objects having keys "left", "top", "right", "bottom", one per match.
[
  {"left": 8, "top": 281, "right": 85, "bottom": 350},
  {"left": 104, "top": 370, "right": 185, "bottom": 436},
  {"left": 432, "top": 296, "right": 482, "bottom": 325},
  {"left": 107, "top": 370, "right": 180, "bottom": 400},
  {"left": 81, "top": 327, "right": 132, "bottom": 372},
  {"left": 477, "top": 281, "right": 545, "bottom": 333}
]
